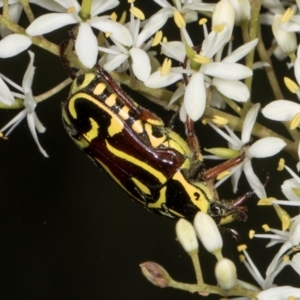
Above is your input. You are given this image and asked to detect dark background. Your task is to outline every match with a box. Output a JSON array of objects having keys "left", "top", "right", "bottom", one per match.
[{"left": 0, "top": 2, "right": 298, "bottom": 299}]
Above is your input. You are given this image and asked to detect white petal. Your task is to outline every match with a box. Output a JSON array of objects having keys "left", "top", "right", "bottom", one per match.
[
  {"left": 201, "top": 62, "right": 252, "bottom": 80},
  {"left": 0, "top": 3, "right": 22, "bottom": 38},
  {"left": 75, "top": 23, "right": 98, "bottom": 68},
  {"left": 102, "top": 53, "right": 128, "bottom": 72},
  {"left": 247, "top": 137, "right": 286, "bottom": 158},
  {"left": 27, "top": 113, "right": 48, "bottom": 157},
  {"left": 54, "top": 0, "right": 80, "bottom": 11},
  {"left": 90, "top": 17, "right": 133, "bottom": 47},
  {"left": 222, "top": 38, "right": 258, "bottom": 63},
  {"left": 0, "top": 34, "right": 31, "bottom": 58},
  {"left": 184, "top": 72, "right": 206, "bottom": 121},
  {"left": 161, "top": 41, "right": 186, "bottom": 63},
  {"left": 257, "top": 286, "right": 300, "bottom": 300},
  {"left": 129, "top": 48, "right": 151, "bottom": 82},
  {"left": 212, "top": 78, "right": 249, "bottom": 102},
  {"left": 22, "top": 51, "right": 35, "bottom": 95},
  {"left": 26, "top": 13, "right": 77, "bottom": 36},
  {"left": 295, "top": 44, "right": 300, "bottom": 84},
  {"left": 30, "top": 0, "right": 65, "bottom": 12},
  {"left": 145, "top": 70, "right": 182, "bottom": 88},
  {"left": 176, "top": 219, "right": 198, "bottom": 253},
  {"left": 184, "top": 3, "right": 215, "bottom": 12},
  {"left": 91, "top": 0, "right": 119, "bottom": 16},
  {"left": 243, "top": 160, "right": 266, "bottom": 198},
  {"left": 262, "top": 100, "right": 300, "bottom": 121},
  {"left": 169, "top": 84, "right": 185, "bottom": 106},
  {"left": 0, "top": 76, "right": 15, "bottom": 106},
  {"left": 282, "top": 178, "right": 300, "bottom": 202},
  {"left": 136, "top": 8, "right": 171, "bottom": 47},
  {"left": 241, "top": 103, "right": 260, "bottom": 143}
]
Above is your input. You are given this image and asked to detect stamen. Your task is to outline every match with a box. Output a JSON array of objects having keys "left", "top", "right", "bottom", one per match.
[
  {"left": 249, "top": 230, "right": 255, "bottom": 239},
  {"left": 174, "top": 10, "right": 186, "bottom": 28},
  {"left": 160, "top": 58, "right": 172, "bottom": 76},
  {"left": 199, "top": 18, "right": 207, "bottom": 25},
  {"left": 152, "top": 31, "right": 163, "bottom": 47},
  {"left": 111, "top": 12, "right": 117, "bottom": 21},
  {"left": 237, "top": 244, "right": 247, "bottom": 252},
  {"left": 130, "top": 7, "right": 145, "bottom": 20},
  {"left": 212, "top": 24, "right": 225, "bottom": 33},
  {"left": 193, "top": 54, "right": 210, "bottom": 64},
  {"left": 262, "top": 224, "right": 270, "bottom": 231},
  {"left": 281, "top": 7, "right": 294, "bottom": 23},
  {"left": 290, "top": 112, "right": 300, "bottom": 130},
  {"left": 284, "top": 77, "right": 298, "bottom": 93},
  {"left": 67, "top": 6, "right": 75, "bottom": 13},
  {"left": 212, "top": 115, "right": 228, "bottom": 126}
]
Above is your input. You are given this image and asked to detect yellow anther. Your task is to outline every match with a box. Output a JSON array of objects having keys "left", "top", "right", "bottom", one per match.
[
  {"left": 162, "top": 36, "right": 168, "bottom": 44},
  {"left": 237, "top": 244, "right": 247, "bottom": 252},
  {"left": 199, "top": 18, "right": 207, "bottom": 25},
  {"left": 262, "top": 224, "right": 270, "bottom": 231},
  {"left": 105, "top": 32, "right": 112, "bottom": 38},
  {"left": 281, "top": 7, "right": 294, "bottom": 23},
  {"left": 212, "top": 23, "right": 225, "bottom": 33},
  {"left": 273, "top": 204, "right": 291, "bottom": 231},
  {"left": 288, "top": 296, "right": 297, "bottom": 300},
  {"left": 128, "top": 0, "right": 135, "bottom": 3},
  {"left": 67, "top": 6, "right": 75, "bottom": 13},
  {"left": 239, "top": 255, "right": 245, "bottom": 262},
  {"left": 130, "top": 6, "right": 145, "bottom": 20},
  {"left": 193, "top": 54, "right": 210, "bottom": 64},
  {"left": 249, "top": 230, "right": 255, "bottom": 239},
  {"left": 212, "top": 115, "right": 228, "bottom": 126},
  {"left": 216, "top": 170, "right": 231, "bottom": 180},
  {"left": 111, "top": 12, "right": 117, "bottom": 21},
  {"left": 152, "top": 30, "right": 163, "bottom": 47},
  {"left": 257, "top": 197, "right": 276, "bottom": 205},
  {"left": 283, "top": 255, "right": 290, "bottom": 262},
  {"left": 174, "top": 10, "right": 186, "bottom": 28},
  {"left": 290, "top": 112, "right": 300, "bottom": 130},
  {"left": 284, "top": 77, "right": 299, "bottom": 93},
  {"left": 119, "top": 11, "right": 127, "bottom": 24},
  {"left": 277, "top": 158, "right": 285, "bottom": 171},
  {"left": 160, "top": 58, "right": 172, "bottom": 76}
]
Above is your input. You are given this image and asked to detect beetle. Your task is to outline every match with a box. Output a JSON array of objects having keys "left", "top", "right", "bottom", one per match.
[{"left": 61, "top": 58, "right": 252, "bottom": 224}]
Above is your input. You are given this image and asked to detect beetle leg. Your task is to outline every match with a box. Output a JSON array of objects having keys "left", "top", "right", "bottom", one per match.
[{"left": 185, "top": 116, "right": 202, "bottom": 161}]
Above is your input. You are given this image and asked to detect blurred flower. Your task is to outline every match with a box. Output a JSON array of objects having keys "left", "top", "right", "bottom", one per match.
[{"left": 0, "top": 51, "right": 48, "bottom": 157}]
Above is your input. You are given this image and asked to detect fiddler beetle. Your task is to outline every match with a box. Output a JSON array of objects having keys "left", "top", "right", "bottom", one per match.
[{"left": 60, "top": 43, "right": 254, "bottom": 225}]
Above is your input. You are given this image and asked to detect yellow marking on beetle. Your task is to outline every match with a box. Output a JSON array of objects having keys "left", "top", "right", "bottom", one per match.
[
  {"left": 83, "top": 117, "right": 99, "bottom": 142},
  {"left": 93, "top": 82, "right": 106, "bottom": 96},
  {"left": 147, "top": 186, "right": 166, "bottom": 209},
  {"left": 146, "top": 118, "right": 164, "bottom": 126},
  {"left": 105, "top": 140, "right": 167, "bottom": 184},
  {"left": 172, "top": 171, "right": 209, "bottom": 213},
  {"left": 68, "top": 92, "right": 124, "bottom": 137},
  {"left": 131, "top": 119, "right": 143, "bottom": 134},
  {"left": 94, "top": 158, "right": 144, "bottom": 205},
  {"left": 71, "top": 73, "right": 96, "bottom": 95},
  {"left": 118, "top": 106, "right": 130, "bottom": 120},
  {"left": 132, "top": 177, "right": 151, "bottom": 195},
  {"left": 165, "top": 130, "right": 191, "bottom": 155},
  {"left": 144, "top": 123, "right": 166, "bottom": 148},
  {"left": 105, "top": 93, "right": 117, "bottom": 107}
]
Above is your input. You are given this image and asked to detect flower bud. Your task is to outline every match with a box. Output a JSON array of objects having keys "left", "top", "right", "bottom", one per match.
[
  {"left": 193, "top": 212, "right": 223, "bottom": 255},
  {"left": 215, "top": 258, "right": 237, "bottom": 290},
  {"left": 212, "top": 0, "right": 235, "bottom": 43},
  {"left": 176, "top": 218, "right": 198, "bottom": 253},
  {"left": 229, "top": 0, "right": 251, "bottom": 23},
  {"left": 140, "top": 262, "right": 170, "bottom": 288}
]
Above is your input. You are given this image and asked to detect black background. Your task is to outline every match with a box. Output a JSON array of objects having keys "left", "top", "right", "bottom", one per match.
[{"left": 0, "top": 1, "right": 298, "bottom": 299}]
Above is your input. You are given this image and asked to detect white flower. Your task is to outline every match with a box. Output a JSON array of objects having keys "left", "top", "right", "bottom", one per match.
[
  {"left": 26, "top": 0, "right": 132, "bottom": 68},
  {"left": 253, "top": 215, "right": 300, "bottom": 288},
  {"left": 175, "top": 218, "right": 198, "bottom": 253},
  {"left": 272, "top": 12, "right": 297, "bottom": 55},
  {"left": 100, "top": 3, "right": 170, "bottom": 81},
  {"left": 0, "top": 0, "right": 64, "bottom": 37},
  {"left": 257, "top": 286, "right": 300, "bottom": 300},
  {"left": 145, "top": 37, "right": 257, "bottom": 121},
  {"left": 207, "top": 104, "right": 286, "bottom": 198},
  {"left": 0, "top": 51, "right": 48, "bottom": 157}
]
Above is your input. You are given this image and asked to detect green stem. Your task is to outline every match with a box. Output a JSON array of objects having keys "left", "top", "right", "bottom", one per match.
[{"left": 189, "top": 251, "right": 203, "bottom": 285}]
